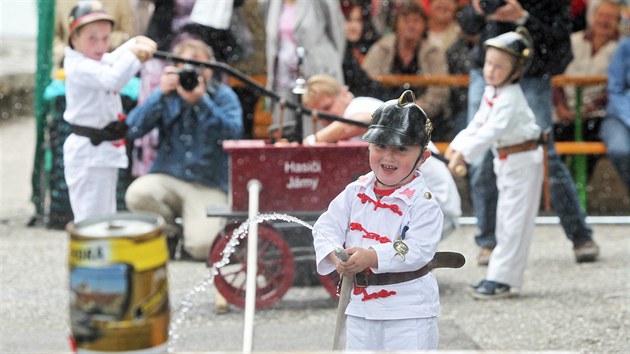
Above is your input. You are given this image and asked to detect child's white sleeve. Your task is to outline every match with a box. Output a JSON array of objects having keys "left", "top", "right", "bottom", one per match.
[{"left": 312, "top": 187, "right": 353, "bottom": 275}]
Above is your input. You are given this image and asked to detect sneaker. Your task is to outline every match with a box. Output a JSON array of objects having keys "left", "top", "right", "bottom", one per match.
[
  {"left": 574, "top": 240, "right": 600, "bottom": 263},
  {"left": 477, "top": 247, "right": 493, "bottom": 266},
  {"left": 469, "top": 279, "right": 486, "bottom": 290},
  {"left": 472, "top": 280, "right": 511, "bottom": 300}
]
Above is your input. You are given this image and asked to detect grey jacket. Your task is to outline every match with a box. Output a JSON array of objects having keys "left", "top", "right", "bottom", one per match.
[{"left": 260, "top": 0, "right": 346, "bottom": 89}]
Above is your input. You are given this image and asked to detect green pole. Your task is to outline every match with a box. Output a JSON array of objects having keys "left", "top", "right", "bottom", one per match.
[
  {"left": 31, "top": 0, "right": 55, "bottom": 222},
  {"left": 573, "top": 86, "right": 587, "bottom": 210}
]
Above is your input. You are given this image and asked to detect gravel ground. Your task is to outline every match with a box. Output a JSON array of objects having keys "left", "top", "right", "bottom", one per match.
[
  {"left": 2, "top": 117, "right": 628, "bottom": 354},
  {"left": 1, "top": 214, "right": 628, "bottom": 353}
]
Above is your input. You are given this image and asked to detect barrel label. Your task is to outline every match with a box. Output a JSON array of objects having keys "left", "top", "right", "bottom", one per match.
[{"left": 70, "top": 241, "right": 110, "bottom": 265}]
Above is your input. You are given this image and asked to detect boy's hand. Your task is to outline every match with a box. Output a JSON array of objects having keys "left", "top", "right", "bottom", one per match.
[
  {"left": 447, "top": 150, "right": 467, "bottom": 176},
  {"left": 160, "top": 66, "right": 179, "bottom": 94},
  {"left": 444, "top": 146, "right": 458, "bottom": 160},
  {"left": 335, "top": 247, "right": 377, "bottom": 276},
  {"left": 130, "top": 36, "right": 157, "bottom": 62}
]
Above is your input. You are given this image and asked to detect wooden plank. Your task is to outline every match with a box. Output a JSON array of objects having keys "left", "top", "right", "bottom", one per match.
[
  {"left": 555, "top": 142, "right": 607, "bottom": 155},
  {"left": 226, "top": 74, "right": 607, "bottom": 89}
]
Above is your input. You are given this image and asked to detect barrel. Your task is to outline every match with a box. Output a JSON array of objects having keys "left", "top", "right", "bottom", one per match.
[{"left": 67, "top": 212, "right": 170, "bottom": 353}]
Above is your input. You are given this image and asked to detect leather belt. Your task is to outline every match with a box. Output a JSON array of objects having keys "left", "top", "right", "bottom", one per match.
[
  {"left": 71, "top": 121, "right": 128, "bottom": 146},
  {"left": 496, "top": 139, "right": 538, "bottom": 156},
  {"left": 354, "top": 265, "right": 430, "bottom": 287}
]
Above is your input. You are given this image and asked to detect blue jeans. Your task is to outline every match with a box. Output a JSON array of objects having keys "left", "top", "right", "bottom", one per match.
[
  {"left": 467, "top": 69, "right": 593, "bottom": 248},
  {"left": 600, "top": 115, "right": 630, "bottom": 191}
]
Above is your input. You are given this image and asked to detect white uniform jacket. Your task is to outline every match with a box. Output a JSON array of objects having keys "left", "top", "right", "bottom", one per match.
[
  {"left": 450, "top": 84, "right": 541, "bottom": 169},
  {"left": 313, "top": 171, "right": 443, "bottom": 320},
  {"left": 63, "top": 41, "right": 143, "bottom": 169}
]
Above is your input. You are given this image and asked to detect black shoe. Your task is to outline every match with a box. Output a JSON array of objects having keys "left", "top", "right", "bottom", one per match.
[
  {"left": 574, "top": 240, "right": 600, "bottom": 263},
  {"left": 472, "top": 280, "right": 511, "bottom": 300}
]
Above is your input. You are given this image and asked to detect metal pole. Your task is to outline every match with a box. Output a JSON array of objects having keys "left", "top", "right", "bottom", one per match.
[
  {"left": 243, "top": 179, "right": 262, "bottom": 353},
  {"left": 292, "top": 47, "right": 306, "bottom": 142},
  {"left": 31, "top": 0, "right": 55, "bottom": 221},
  {"left": 573, "top": 86, "right": 587, "bottom": 210}
]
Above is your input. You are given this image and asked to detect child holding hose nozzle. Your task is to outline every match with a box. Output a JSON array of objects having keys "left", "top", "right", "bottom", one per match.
[
  {"left": 313, "top": 90, "right": 448, "bottom": 351},
  {"left": 445, "top": 27, "right": 544, "bottom": 299}
]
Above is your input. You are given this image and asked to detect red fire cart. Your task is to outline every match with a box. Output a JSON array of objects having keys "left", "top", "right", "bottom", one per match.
[{"left": 207, "top": 140, "right": 371, "bottom": 309}]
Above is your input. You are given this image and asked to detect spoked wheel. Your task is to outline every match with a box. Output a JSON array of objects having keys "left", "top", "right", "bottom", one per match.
[
  {"left": 319, "top": 272, "right": 341, "bottom": 300},
  {"left": 209, "top": 223, "right": 296, "bottom": 309}
]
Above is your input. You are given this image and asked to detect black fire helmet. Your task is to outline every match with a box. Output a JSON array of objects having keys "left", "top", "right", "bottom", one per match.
[{"left": 362, "top": 90, "right": 432, "bottom": 150}]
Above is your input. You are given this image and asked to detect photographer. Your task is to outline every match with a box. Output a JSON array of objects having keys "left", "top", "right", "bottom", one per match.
[
  {"left": 459, "top": 0, "right": 600, "bottom": 266},
  {"left": 125, "top": 39, "right": 243, "bottom": 267}
]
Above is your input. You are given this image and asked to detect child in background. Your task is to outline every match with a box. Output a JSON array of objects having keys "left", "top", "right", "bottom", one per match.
[
  {"left": 63, "top": 0, "right": 156, "bottom": 223},
  {"left": 445, "top": 28, "right": 543, "bottom": 299},
  {"left": 313, "top": 90, "right": 443, "bottom": 351}
]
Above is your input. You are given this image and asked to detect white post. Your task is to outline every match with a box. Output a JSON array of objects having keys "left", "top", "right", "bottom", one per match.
[{"left": 242, "top": 179, "right": 262, "bottom": 353}]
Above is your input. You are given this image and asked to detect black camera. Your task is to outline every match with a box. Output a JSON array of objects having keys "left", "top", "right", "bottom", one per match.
[
  {"left": 479, "top": 0, "right": 506, "bottom": 15},
  {"left": 178, "top": 64, "right": 201, "bottom": 91}
]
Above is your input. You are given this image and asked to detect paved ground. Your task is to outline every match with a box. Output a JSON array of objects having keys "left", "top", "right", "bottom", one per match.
[{"left": 1, "top": 117, "right": 629, "bottom": 353}]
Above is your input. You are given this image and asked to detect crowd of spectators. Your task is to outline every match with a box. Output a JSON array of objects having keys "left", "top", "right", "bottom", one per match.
[
  {"left": 553, "top": 0, "right": 623, "bottom": 179},
  {"left": 51, "top": 0, "right": 629, "bottom": 152},
  {"left": 49, "top": 0, "right": 629, "bottom": 268}
]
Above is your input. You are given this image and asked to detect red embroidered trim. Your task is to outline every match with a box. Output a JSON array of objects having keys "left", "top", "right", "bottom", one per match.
[
  {"left": 349, "top": 222, "right": 391, "bottom": 243},
  {"left": 484, "top": 92, "right": 499, "bottom": 107},
  {"left": 353, "top": 286, "right": 397, "bottom": 301},
  {"left": 357, "top": 193, "right": 403, "bottom": 215}
]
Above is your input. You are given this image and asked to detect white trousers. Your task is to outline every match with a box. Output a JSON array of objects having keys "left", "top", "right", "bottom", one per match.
[
  {"left": 346, "top": 315, "right": 439, "bottom": 351},
  {"left": 65, "top": 165, "right": 118, "bottom": 224},
  {"left": 487, "top": 150, "right": 543, "bottom": 287},
  {"left": 125, "top": 173, "right": 228, "bottom": 260}
]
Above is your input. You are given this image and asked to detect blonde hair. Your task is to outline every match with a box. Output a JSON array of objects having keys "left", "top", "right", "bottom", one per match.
[
  {"left": 302, "top": 74, "right": 343, "bottom": 106},
  {"left": 172, "top": 38, "right": 214, "bottom": 60}
]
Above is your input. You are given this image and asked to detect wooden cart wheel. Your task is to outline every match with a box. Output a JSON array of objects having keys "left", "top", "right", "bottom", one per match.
[
  {"left": 318, "top": 271, "right": 341, "bottom": 300},
  {"left": 209, "top": 223, "right": 296, "bottom": 309}
]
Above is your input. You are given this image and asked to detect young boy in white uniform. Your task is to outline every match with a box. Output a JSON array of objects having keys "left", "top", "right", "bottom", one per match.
[
  {"left": 63, "top": 0, "right": 156, "bottom": 223},
  {"left": 446, "top": 28, "right": 543, "bottom": 299},
  {"left": 313, "top": 90, "right": 443, "bottom": 351}
]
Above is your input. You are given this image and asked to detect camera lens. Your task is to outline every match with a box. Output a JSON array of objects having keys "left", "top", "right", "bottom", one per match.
[{"left": 179, "top": 64, "right": 199, "bottom": 91}]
